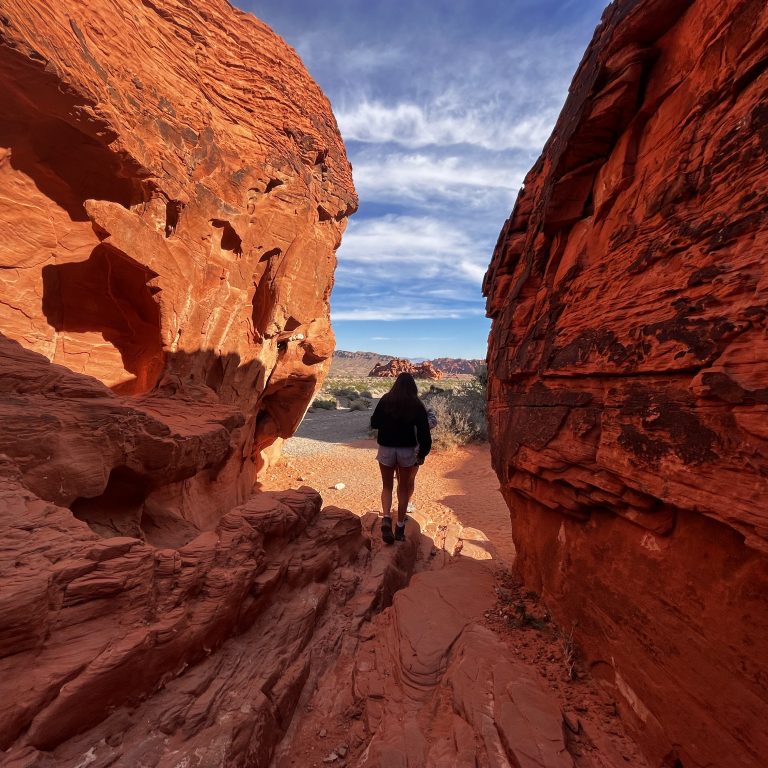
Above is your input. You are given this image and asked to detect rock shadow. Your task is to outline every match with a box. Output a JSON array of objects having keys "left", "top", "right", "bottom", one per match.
[
  {"left": 0, "top": 333, "right": 281, "bottom": 547},
  {"left": 41, "top": 244, "right": 165, "bottom": 395},
  {"left": 438, "top": 444, "right": 517, "bottom": 564},
  {"left": 0, "top": 57, "right": 142, "bottom": 222}
]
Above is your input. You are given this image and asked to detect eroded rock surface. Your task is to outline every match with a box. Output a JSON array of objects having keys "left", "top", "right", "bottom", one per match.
[
  {"left": 0, "top": 0, "right": 360, "bottom": 758},
  {"left": 0, "top": 481, "right": 367, "bottom": 763},
  {"left": 1, "top": 496, "right": 581, "bottom": 767},
  {"left": 484, "top": 1, "right": 768, "bottom": 766},
  {"left": 0, "top": 0, "right": 356, "bottom": 528},
  {"left": 272, "top": 516, "right": 575, "bottom": 768}
]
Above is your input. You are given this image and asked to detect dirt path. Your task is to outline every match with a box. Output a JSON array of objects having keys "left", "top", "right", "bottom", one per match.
[
  {"left": 265, "top": 407, "right": 516, "bottom": 564},
  {"left": 262, "top": 411, "right": 650, "bottom": 768}
]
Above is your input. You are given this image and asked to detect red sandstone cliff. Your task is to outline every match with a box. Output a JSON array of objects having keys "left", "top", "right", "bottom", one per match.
[
  {"left": 484, "top": 1, "right": 768, "bottom": 766},
  {"left": 0, "top": 0, "right": 356, "bottom": 757}
]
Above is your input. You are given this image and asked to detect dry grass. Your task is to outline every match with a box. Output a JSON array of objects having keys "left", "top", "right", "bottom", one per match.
[
  {"left": 559, "top": 624, "right": 579, "bottom": 681},
  {"left": 424, "top": 380, "right": 488, "bottom": 451},
  {"left": 316, "top": 375, "right": 488, "bottom": 450}
]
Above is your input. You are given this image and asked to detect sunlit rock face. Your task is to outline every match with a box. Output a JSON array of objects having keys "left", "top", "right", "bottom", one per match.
[
  {"left": 0, "top": 0, "right": 357, "bottom": 752},
  {"left": 0, "top": 0, "right": 357, "bottom": 533},
  {"left": 484, "top": 1, "right": 768, "bottom": 765}
]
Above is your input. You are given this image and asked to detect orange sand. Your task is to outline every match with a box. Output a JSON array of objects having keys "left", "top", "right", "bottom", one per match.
[{"left": 262, "top": 438, "right": 516, "bottom": 565}]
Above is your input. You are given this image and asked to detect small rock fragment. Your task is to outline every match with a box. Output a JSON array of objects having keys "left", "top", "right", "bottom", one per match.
[
  {"left": 563, "top": 711, "right": 581, "bottom": 734},
  {"left": 333, "top": 482, "right": 345, "bottom": 490}
]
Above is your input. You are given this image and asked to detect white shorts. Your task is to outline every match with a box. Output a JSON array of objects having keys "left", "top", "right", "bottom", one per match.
[{"left": 377, "top": 445, "right": 418, "bottom": 468}]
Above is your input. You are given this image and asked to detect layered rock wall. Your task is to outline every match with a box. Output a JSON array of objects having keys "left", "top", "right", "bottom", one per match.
[{"left": 484, "top": 1, "right": 768, "bottom": 766}]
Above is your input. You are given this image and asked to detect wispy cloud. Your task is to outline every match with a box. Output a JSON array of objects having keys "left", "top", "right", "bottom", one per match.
[
  {"left": 351, "top": 151, "right": 526, "bottom": 209},
  {"left": 332, "top": 214, "right": 492, "bottom": 321},
  {"left": 333, "top": 307, "right": 486, "bottom": 322},
  {"left": 337, "top": 100, "right": 557, "bottom": 151},
  {"left": 337, "top": 214, "right": 488, "bottom": 281}
]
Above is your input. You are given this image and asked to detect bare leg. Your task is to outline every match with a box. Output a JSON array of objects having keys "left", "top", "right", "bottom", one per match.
[
  {"left": 378, "top": 462, "right": 395, "bottom": 517},
  {"left": 395, "top": 465, "right": 417, "bottom": 524}
]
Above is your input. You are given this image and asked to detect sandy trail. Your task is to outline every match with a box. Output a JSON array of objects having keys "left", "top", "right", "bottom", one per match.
[
  {"left": 262, "top": 408, "right": 649, "bottom": 767},
  {"left": 264, "top": 407, "right": 515, "bottom": 565}
]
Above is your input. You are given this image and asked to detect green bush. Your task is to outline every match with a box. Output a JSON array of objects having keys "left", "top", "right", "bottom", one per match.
[
  {"left": 312, "top": 397, "right": 337, "bottom": 410},
  {"left": 349, "top": 398, "right": 371, "bottom": 411}
]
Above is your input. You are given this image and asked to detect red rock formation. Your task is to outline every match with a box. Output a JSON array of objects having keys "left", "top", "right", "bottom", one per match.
[
  {"left": 368, "top": 357, "right": 444, "bottom": 379},
  {"left": 0, "top": 0, "right": 356, "bottom": 523},
  {"left": 0, "top": 475, "right": 369, "bottom": 761},
  {"left": 0, "top": 0, "right": 356, "bottom": 755},
  {"left": 1, "top": 493, "right": 580, "bottom": 766},
  {"left": 430, "top": 357, "right": 485, "bottom": 375},
  {"left": 484, "top": 1, "right": 768, "bottom": 766}
]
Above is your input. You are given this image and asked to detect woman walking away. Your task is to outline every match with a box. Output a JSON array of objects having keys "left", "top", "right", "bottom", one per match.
[{"left": 370, "top": 372, "right": 432, "bottom": 544}]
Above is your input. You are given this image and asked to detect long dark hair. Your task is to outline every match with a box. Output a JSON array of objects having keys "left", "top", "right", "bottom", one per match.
[{"left": 378, "top": 373, "right": 426, "bottom": 421}]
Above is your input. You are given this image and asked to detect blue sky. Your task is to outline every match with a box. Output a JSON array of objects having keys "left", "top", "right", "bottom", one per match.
[{"left": 236, "top": 0, "right": 607, "bottom": 358}]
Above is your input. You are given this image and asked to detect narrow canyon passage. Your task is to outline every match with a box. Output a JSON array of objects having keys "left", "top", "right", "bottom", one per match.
[
  {"left": 1, "top": 0, "right": 766, "bottom": 765},
  {"left": 259, "top": 425, "right": 650, "bottom": 767}
]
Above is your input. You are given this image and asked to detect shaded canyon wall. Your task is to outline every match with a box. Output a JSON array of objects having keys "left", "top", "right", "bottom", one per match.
[{"left": 484, "top": 1, "right": 768, "bottom": 766}]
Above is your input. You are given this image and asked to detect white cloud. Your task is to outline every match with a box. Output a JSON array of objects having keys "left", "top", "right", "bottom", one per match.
[
  {"left": 331, "top": 214, "right": 491, "bottom": 321},
  {"left": 337, "top": 99, "right": 557, "bottom": 151},
  {"left": 332, "top": 307, "right": 485, "bottom": 321},
  {"left": 458, "top": 261, "right": 488, "bottom": 282},
  {"left": 337, "top": 215, "right": 489, "bottom": 283},
  {"left": 351, "top": 151, "right": 525, "bottom": 209}
]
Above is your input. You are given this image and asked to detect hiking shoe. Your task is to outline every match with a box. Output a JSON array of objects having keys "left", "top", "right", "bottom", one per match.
[
  {"left": 381, "top": 517, "right": 394, "bottom": 545},
  {"left": 394, "top": 524, "right": 406, "bottom": 542}
]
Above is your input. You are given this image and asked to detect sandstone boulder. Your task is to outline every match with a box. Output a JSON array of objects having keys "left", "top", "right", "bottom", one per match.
[
  {"left": 368, "top": 358, "right": 444, "bottom": 380},
  {"left": 0, "top": 0, "right": 356, "bottom": 526},
  {"left": 484, "top": 1, "right": 768, "bottom": 766}
]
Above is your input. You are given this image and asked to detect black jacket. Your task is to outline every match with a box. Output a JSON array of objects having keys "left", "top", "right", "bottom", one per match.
[{"left": 370, "top": 399, "right": 432, "bottom": 460}]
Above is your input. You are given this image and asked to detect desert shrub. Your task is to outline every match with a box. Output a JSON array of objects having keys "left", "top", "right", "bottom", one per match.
[
  {"left": 312, "top": 397, "right": 337, "bottom": 410},
  {"left": 424, "top": 383, "right": 488, "bottom": 451},
  {"left": 349, "top": 398, "right": 371, "bottom": 411},
  {"left": 359, "top": 389, "right": 374, "bottom": 399},
  {"left": 333, "top": 386, "right": 359, "bottom": 398}
]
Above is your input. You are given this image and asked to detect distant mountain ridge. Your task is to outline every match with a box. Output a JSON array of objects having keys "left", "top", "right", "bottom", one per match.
[{"left": 330, "top": 350, "right": 484, "bottom": 377}]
